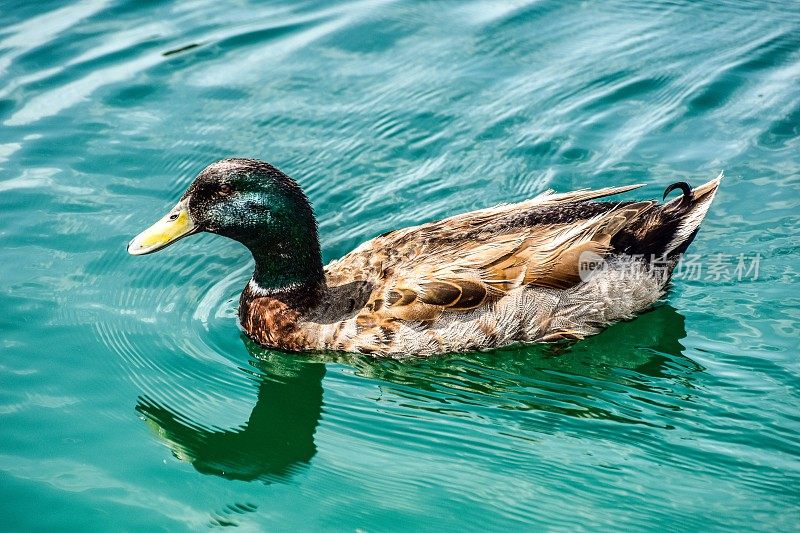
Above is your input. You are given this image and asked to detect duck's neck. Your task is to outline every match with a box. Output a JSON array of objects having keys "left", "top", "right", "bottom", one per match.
[
  {"left": 243, "top": 230, "right": 326, "bottom": 309},
  {"left": 251, "top": 248, "right": 324, "bottom": 296}
]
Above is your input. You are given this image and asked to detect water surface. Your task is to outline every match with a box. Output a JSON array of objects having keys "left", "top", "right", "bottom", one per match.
[{"left": 1, "top": 0, "right": 799, "bottom": 530}]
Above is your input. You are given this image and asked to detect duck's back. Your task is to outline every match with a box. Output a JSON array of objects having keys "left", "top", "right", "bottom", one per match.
[{"left": 292, "top": 177, "right": 721, "bottom": 355}]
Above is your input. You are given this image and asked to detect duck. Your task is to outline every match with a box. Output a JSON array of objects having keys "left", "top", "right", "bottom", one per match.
[{"left": 128, "top": 158, "right": 721, "bottom": 356}]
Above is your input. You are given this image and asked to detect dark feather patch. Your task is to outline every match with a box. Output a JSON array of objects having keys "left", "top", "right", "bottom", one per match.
[
  {"left": 420, "top": 281, "right": 462, "bottom": 306},
  {"left": 451, "top": 280, "right": 488, "bottom": 310}
]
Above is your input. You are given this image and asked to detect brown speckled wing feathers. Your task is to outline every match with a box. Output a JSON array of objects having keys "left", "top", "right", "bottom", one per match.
[{"left": 324, "top": 184, "right": 655, "bottom": 325}]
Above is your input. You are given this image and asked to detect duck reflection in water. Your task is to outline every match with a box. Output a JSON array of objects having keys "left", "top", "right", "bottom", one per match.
[
  {"left": 136, "top": 355, "right": 325, "bottom": 482},
  {"left": 136, "top": 304, "right": 700, "bottom": 482}
]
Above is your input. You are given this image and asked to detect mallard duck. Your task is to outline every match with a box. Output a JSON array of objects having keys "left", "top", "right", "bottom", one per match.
[{"left": 128, "top": 158, "right": 720, "bottom": 356}]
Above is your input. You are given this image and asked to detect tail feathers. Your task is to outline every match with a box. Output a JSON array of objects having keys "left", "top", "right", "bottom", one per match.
[
  {"left": 662, "top": 172, "right": 722, "bottom": 256},
  {"left": 609, "top": 172, "right": 722, "bottom": 260}
]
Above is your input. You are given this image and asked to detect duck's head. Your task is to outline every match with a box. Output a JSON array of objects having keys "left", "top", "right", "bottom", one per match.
[{"left": 128, "top": 158, "right": 324, "bottom": 289}]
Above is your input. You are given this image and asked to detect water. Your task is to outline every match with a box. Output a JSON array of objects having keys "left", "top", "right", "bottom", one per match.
[{"left": 1, "top": 0, "right": 799, "bottom": 530}]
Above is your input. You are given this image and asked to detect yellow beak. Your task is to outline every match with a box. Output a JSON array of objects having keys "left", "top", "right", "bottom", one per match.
[{"left": 127, "top": 198, "right": 197, "bottom": 256}]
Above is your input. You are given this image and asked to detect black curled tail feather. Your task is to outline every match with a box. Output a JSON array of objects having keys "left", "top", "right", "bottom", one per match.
[{"left": 662, "top": 181, "right": 692, "bottom": 206}]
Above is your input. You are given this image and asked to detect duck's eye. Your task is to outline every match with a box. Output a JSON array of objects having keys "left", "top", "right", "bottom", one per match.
[{"left": 219, "top": 184, "right": 233, "bottom": 196}]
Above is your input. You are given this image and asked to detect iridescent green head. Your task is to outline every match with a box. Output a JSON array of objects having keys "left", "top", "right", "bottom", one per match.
[{"left": 128, "top": 158, "right": 324, "bottom": 290}]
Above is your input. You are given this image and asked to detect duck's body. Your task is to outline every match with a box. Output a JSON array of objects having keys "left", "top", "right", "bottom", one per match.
[{"left": 129, "top": 159, "right": 720, "bottom": 357}]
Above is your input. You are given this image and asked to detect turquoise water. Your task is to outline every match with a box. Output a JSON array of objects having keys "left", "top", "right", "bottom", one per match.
[{"left": 1, "top": 0, "right": 799, "bottom": 530}]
